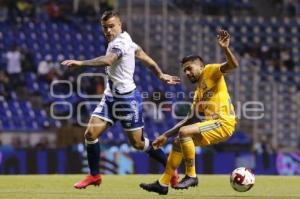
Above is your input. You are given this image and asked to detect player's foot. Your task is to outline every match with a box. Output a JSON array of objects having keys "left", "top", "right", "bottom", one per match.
[
  {"left": 74, "top": 174, "right": 102, "bottom": 189},
  {"left": 170, "top": 170, "right": 179, "bottom": 188},
  {"left": 139, "top": 180, "right": 168, "bottom": 195},
  {"left": 173, "top": 175, "right": 198, "bottom": 190}
]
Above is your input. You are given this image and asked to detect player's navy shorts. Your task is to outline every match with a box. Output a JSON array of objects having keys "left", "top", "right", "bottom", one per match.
[{"left": 92, "top": 89, "right": 144, "bottom": 131}]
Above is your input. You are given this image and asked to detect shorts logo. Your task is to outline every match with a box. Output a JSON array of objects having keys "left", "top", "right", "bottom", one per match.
[
  {"left": 117, "top": 114, "right": 133, "bottom": 121},
  {"left": 131, "top": 100, "right": 139, "bottom": 122},
  {"left": 130, "top": 101, "right": 137, "bottom": 110}
]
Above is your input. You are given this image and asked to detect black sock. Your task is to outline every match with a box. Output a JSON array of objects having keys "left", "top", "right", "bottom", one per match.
[
  {"left": 146, "top": 141, "right": 167, "bottom": 167},
  {"left": 86, "top": 139, "right": 100, "bottom": 176}
]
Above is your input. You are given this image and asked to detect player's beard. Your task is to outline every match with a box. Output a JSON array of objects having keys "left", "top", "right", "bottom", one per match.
[{"left": 188, "top": 76, "right": 197, "bottom": 83}]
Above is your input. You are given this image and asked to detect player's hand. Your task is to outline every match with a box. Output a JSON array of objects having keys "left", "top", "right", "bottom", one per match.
[
  {"left": 61, "top": 60, "right": 83, "bottom": 68},
  {"left": 159, "top": 74, "right": 180, "bottom": 85},
  {"left": 217, "top": 29, "right": 230, "bottom": 49},
  {"left": 152, "top": 135, "right": 168, "bottom": 149}
]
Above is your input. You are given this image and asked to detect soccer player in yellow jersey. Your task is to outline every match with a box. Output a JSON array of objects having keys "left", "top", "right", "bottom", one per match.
[{"left": 140, "top": 29, "right": 239, "bottom": 195}]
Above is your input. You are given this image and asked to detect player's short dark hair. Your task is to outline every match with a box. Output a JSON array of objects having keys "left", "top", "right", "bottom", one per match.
[
  {"left": 101, "top": 10, "right": 120, "bottom": 21},
  {"left": 181, "top": 55, "right": 204, "bottom": 65}
]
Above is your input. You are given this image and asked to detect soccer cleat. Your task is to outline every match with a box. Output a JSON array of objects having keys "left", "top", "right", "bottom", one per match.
[
  {"left": 139, "top": 180, "right": 168, "bottom": 195},
  {"left": 74, "top": 174, "right": 102, "bottom": 189},
  {"left": 173, "top": 175, "right": 198, "bottom": 190},
  {"left": 170, "top": 170, "right": 179, "bottom": 188}
]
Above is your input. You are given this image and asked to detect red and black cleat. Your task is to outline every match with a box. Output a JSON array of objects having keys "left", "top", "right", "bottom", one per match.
[
  {"left": 170, "top": 170, "right": 179, "bottom": 188},
  {"left": 74, "top": 174, "right": 102, "bottom": 189}
]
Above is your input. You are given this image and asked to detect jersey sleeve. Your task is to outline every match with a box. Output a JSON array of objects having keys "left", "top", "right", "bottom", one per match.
[
  {"left": 109, "top": 38, "right": 127, "bottom": 59},
  {"left": 132, "top": 42, "right": 139, "bottom": 51}
]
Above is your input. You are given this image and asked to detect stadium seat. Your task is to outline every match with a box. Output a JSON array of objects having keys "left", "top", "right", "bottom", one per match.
[{"left": 0, "top": 14, "right": 299, "bottom": 147}]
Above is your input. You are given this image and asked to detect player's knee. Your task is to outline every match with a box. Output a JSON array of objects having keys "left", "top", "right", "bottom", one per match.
[
  {"left": 174, "top": 138, "right": 180, "bottom": 145},
  {"left": 178, "top": 127, "right": 189, "bottom": 138},
  {"left": 84, "top": 128, "right": 98, "bottom": 141},
  {"left": 172, "top": 139, "right": 181, "bottom": 152}
]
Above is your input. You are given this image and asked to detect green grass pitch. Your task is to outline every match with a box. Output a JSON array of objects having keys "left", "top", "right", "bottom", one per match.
[{"left": 0, "top": 175, "right": 299, "bottom": 199}]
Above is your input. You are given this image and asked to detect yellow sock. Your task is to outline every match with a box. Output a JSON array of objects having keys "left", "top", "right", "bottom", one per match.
[
  {"left": 159, "top": 149, "right": 182, "bottom": 186},
  {"left": 180, "top": 137, "right": 196, "bottom": 177}
]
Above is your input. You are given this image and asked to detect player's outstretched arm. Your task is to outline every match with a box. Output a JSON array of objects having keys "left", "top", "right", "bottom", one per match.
[
  {"left": 61, "top": 53, "right": 118, "bottom": 68},
  {"left": 135, "top": 46, "right": 180, "bottom": 85},
  {"left": 217, "top": 29, "right": 239, "bottom": 73},
  {"left": 152, "top": 106, "right": 195, "bottom": 148}
]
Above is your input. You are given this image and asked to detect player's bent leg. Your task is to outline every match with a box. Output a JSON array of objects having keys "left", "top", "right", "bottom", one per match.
[
  {"left": 74, "top": 116, "right": 110, "bottom": 189},
  {"left": 126, "top": 128, "right": 167, "bottom": 166},
  {"left": 140, "top": 139, "right": 182, "bottom": 195},
  {"left": 175, "top": 120, "right": 230, "bottom": 190},
  {"left": 85, "top": 116, "right": 110, "bottom": 141},
  {"left": 127, "top": 128, "right": 179, "bottom": 187},
  {"left": 178, "top": 124, "right": 201, "bottom": 138},
  {"left": 159, "top": 138, "right": 182, "bottom": 188},
  {"left": 193, "top": 120, "right": 234, "bottom": 147},
  {"left": 173, "top": 124, "right": 200, "bottom": 189},
  {"left": 128, "top": 129, "right": 168, "bottom": 195},
  {"left": 126, "top": 128, "right": 145, "bottom": 150},
  {"left": 178, "top": 124, "right": 199, "bottom": 176}
]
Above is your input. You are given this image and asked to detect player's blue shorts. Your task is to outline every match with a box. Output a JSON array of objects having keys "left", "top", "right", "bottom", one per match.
[{"left": 92, "top": 89, "right": 144, "bottom": 131}]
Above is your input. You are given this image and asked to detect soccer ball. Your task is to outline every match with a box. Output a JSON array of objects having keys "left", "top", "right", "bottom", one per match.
[{"left": 230, "top": 167, "right": 255, "bottom": 192}]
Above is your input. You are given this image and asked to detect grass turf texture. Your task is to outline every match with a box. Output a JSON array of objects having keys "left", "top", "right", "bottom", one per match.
[{"left": 0, "top": 175, "right": 299, "bottom": 199}]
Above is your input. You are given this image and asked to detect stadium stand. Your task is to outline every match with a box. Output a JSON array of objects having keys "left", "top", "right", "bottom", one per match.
[{"left": 0, "top": 0, "right": 299, "bottom": 150}]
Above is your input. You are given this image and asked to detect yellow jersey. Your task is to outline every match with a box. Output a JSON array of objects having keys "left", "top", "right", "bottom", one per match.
[{"left": 192, "top": 63, "right": 236, "bottom": 126}]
